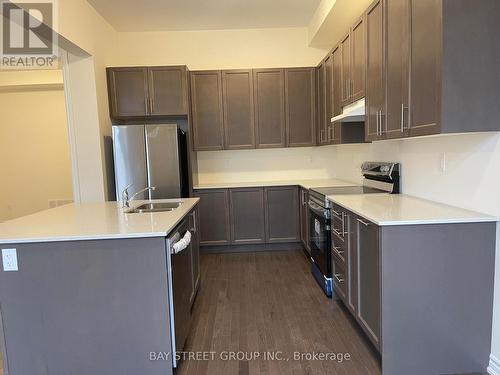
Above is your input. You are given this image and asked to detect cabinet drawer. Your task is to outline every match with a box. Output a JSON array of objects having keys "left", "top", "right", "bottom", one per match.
[
  {"left": 332, "top": 257, "right": 347, "bottom": 302},
  {"left": 331, "top": 239, "right": 346, "bottom": 266},
  {"left": 331, "top": 204, "right": 348, "bottom": 242}
]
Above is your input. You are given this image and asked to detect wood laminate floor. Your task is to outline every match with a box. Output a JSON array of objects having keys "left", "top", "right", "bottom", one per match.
[{"left": 177, "top": 250, "right": 381, "bottom": 375}]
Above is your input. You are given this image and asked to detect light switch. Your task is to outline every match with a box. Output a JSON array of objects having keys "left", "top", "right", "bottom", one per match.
[{"left": 2, "top": 248, "right": 18, "bottom": 271}]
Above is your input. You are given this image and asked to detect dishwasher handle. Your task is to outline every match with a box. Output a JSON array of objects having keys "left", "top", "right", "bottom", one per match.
[{"left": 171, "top": 230, "right": 192, "bottom": 254}]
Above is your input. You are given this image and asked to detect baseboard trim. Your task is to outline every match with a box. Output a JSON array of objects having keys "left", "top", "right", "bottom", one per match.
[
  {"left": 488, "top": 354, "right": 500, "bottom": 375},
  {"left": 201, "top": 242, "right": 304, "bottom": 254}
]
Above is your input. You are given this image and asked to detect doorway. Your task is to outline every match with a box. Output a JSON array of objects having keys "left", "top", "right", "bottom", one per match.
[{"left": 0, "top": 69, "right": 73, "bottom": 222}]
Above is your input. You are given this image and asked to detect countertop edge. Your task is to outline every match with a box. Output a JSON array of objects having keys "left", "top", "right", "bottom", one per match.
[
  {"left": 0, "top": 199, "right": 200, "bottom": 245},
  {"left": 327, "top": 196, "right": 498, "bottom": 226}
]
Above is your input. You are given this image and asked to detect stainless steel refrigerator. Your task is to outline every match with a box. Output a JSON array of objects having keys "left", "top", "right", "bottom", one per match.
[{"left": 112, "top": 124, "right": 190, "bottom": 200}]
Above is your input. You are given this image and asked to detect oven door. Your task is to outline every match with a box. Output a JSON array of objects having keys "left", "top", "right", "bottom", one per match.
[{"left": 309, "top": 200, "right": 331, "bottom": 277}]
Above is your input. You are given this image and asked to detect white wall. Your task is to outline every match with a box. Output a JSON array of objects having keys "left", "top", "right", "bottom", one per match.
[
  {"left": 197, "top": 146, "right": 337, "bottom": 184},
  {"left": 0, "top": 72, "right": 73, "bottom": 221},
  {"left": 113, "top": 27, "right": 326, "bottom": 69},
  {"left": 331, "top": 131, "right": 500, "bottom": 373}
]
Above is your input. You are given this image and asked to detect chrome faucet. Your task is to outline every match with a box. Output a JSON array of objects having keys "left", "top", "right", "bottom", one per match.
[{"left": 122, "top": 185, "right": 156, "bottom": 208}]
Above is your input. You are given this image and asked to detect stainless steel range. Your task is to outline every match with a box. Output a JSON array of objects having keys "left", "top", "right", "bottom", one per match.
[{"left": 308, "top": 162, "right": 400, "bottom": 297}]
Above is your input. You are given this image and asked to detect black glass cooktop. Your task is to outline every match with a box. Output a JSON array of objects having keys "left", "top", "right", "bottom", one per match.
[{"left": 311, "top": 186, "right": 386, "bottom": 196}]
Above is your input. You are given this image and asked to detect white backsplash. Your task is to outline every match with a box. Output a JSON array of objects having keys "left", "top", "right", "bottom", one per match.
[{"left": 196, "top": 145, "right": 338, "bottom": 184}]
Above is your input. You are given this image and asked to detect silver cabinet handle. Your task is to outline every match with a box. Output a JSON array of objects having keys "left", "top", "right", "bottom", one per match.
[
  {"left": 400, "top": 103, "right": 405, "bottom": 132},
  {"left": 375, "top": 110, "right": 380, "bottom": 136},
  {"left": 333, "top": 228, "right": 343, "bottom": 237},
  {"left": 333, "top": 246, "right": 345, "bottom": 260},
  {"left": 192, "top": 211, "right": 197, "bottom": 233},
  {"left": 400, "top": 104, "right": 409, "bottom": 132},
  {"left": 332, "top": 209, "right": 343, "bottom": 219},
  {"left": 379, "top": 110, "right": 384, "bottom": 135},
  {"left": 334, "top": 273, "right": 345, "bottom": 283},
  {"left": 357, "top": 218, "right": 372, "bottom": 226}
]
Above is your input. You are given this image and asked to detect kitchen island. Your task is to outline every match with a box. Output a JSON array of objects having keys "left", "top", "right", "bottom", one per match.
[{"left": 0, "top": 198, "right": 200, "bottom": 375}]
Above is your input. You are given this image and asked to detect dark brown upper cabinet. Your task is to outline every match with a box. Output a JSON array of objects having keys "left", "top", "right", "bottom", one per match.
[
  {"left": 324, "top": 53, "right": 334, "bottom": 144},
  {"left": 222, "top": 70, "right": 255, "bottom": 150},
  {"left": 351, "top": 15, "right": 366, "bottom": 102},
  {"left": 148, "top": 66, "right": 188, "bottom": 116},
  {"left": 365, "top": 0, "right": 385, "bottom": 142},
  {"left": 340, "top": 33, "right": 351, "bottom": 107},
  {"left": 107, "top": 66, "right": 188, "bottom": 121},
  {"left": 229, "top": 188, "right": 266, "bottom": 245},
  {"left": 317, "top": 61, "right": 327, "bottom": 144},
  {"left": 332, "top": 45, "right": 343, "bottom": 118},
  {"left": 378, "top": 0, "right": 500, "bottom": 140},
  {"left": 315, "top": 43, "right": 365, "bottom": 146},
  {"left": 107, "top": 67, "right": 149, "bottom": 119},
  {"left": 340, "top": 16, "right": 366, "bottom": 108},
  {"left": 408, "top": 0, "right": 440, "bottom": 137},
  {"left": 253, "top": 69, "right": 286, "bottom": 148},
  {"left": 285, "top": 67, "right": 317, "bottom": 147},
  {"left": 190, "top": 70, "right": 225, "bottom": 151},
  {"left": 384, "top": 0, "right": 410, "bottom": 139}
]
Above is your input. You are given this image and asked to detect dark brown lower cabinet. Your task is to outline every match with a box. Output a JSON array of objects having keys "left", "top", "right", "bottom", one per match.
[
  {"left": 229, "top": 188, "right": 265, "bottom": 244},
  {"left": 195, "top": 186, "right": 300, "bottom": 247},
  {"left": 299, "top": 188, "right": 310, "bottom": 253},
  {"left": 193, "top": 189, "right": 231, "bottom": 246},
  {"left": 354, "top": 215, "right": 380, "bottom": 348},
  {"left": 265, "top": 186, "right": 300, "bottom": 243}
]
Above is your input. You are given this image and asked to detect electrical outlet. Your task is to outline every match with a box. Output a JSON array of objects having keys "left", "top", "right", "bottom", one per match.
[{"left": 2, "top": 248, "right": 18, "bottom": 271}]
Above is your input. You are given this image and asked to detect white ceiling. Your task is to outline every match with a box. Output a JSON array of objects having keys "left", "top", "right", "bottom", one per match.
[{"left": 87, "top": 0, "right": 322, "bottom": 32}]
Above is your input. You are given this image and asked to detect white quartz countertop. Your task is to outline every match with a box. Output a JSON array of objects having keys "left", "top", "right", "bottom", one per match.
[
  {"left": 327, "top": 194, "right": 497, "bottom": 226},
  {"left": 194, "top": 178, "right": 355, "bottom": 190},
  {"left": 0, "top": 198, "right": 199, "bottom": 244}
]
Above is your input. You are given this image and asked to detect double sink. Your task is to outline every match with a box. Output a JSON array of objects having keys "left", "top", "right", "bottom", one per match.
[{"left": 127, "top": 201, "right": 183, "bottom": 214}]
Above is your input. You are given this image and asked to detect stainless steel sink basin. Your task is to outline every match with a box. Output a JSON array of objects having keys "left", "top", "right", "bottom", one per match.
[{"left": 128, "top": 201, "right": 182, "bottom": 213}]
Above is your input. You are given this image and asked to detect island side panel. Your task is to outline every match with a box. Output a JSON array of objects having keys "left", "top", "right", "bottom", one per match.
[
  {"left": 380, "top": 222, "right": 496, "bottom": 375},
  {"left": 0, "top": 238, "right": 173, "bottom": 375}
]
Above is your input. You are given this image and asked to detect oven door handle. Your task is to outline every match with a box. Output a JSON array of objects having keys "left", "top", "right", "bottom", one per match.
[{"left": 308, "top": 200, "right": 327, "bottom": 217}]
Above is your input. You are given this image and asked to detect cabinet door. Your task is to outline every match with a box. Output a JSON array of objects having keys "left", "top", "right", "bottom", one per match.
[
  {"left": 317, "top": 62, "right": 327, "bottom": 144},
  {"left": 347, "top": 215, "right": 359, "bottom": 314},
  {"left": 299, "top": 188, "right": 310, "bottom": 253},
  {"left": 285, "top": 68, "right": 316, "bottom": 147},
  {"left": 253, "top": 69, "right": 286, "bottom": 148},
  {"left": 340, "top": 33, "right": 352, "bottom": 106},
  {"left": 193, "top": 189, "right": 230, "bottom": 246},
  {"left": 385, "top": 0, "right": 410, "bottom": 139},
  {"left": 409, "top": 0, "right": 441, "bottom": 136},
  {"left": 365, "top": 0, "right": 385, "bottom": 141},
  {"left": 222, "top": 70, "right": 255, "bottom": 149},
  {"left": 148, "top": 66, "right": 188, "bottom": 116},
  {"left": 229, "top": 188, "right": 265, "bottom": 244},
  {"left": 190, "top": 71, "right": 224, "bottom": 151},
  {"left": 356, "top": 216, "right": 381, "bottom": 348},
  {"left": 351, "top": 15, "right": 366, "bottom": 102},
  {"left": 107, "top": 67, "right": 149, "bottom": 119},
  {"left": 324, "top": 53, "right": 334, "bottom": 144},
  {"left": 332, "top": 45, "right": 343, "bottom": 117},
  {"left": 264, "top": 186, "right": 300, "bottom": 243},
  {"left": 189, "top": 207, "right": 200, "bottom": 305}
]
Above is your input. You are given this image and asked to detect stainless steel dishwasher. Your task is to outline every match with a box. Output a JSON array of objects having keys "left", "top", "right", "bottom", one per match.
[{"left": 166, "top": 218, "right": 193, "bottom": 368}]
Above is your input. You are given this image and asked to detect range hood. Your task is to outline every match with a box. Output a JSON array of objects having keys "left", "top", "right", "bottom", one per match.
[{"left": 331, "top": 98, "right": 365, "bottom": 123}]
